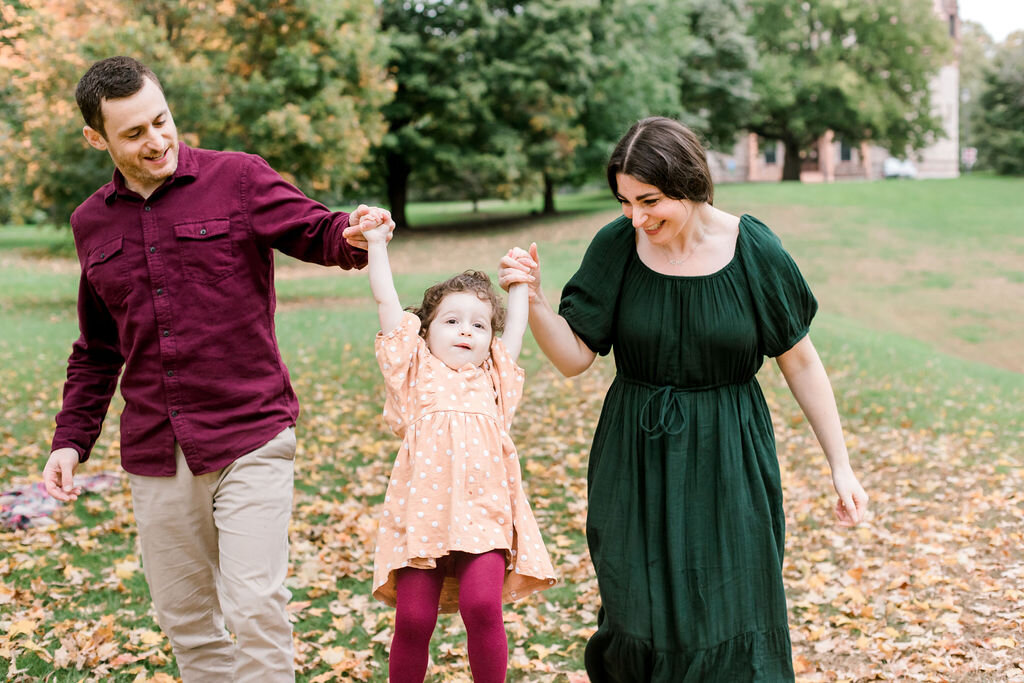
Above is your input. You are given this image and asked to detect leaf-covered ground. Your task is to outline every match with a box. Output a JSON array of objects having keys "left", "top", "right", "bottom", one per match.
[{"left": 2, "top": 357, "right": 1022, "bottom": 682}]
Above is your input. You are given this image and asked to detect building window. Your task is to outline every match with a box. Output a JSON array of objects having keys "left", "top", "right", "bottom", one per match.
[
  {"left": 840, "top": 141, "right": 852, "bottom": 162},
  {"left": 949, "top": 14, "right": 956, "bottom": 37},
  {"left": 764, "top": 143, "right": 777, "bottom": 165}
]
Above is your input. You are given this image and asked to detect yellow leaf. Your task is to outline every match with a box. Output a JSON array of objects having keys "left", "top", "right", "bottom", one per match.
[
  {"left": 139, "top": 630, "right": 164, "bottom": 646},
  {"left": 115, "top": 557, "right": 140, "bottom": 579},
  {"left": 320, "top": 646, "right": 347, "bottom": 666},
  {"left": 7, "top": 619, "right": 37, "bottom": 638}
]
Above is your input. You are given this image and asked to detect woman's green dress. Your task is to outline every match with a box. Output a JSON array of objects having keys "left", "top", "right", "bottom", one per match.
[{"left": 559, "top": 214, "right": 817, "bottom": 682}]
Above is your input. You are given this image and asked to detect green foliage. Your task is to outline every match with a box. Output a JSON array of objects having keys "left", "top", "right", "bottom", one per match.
[
  {"left": 375, "top": 0, "right": 604, "bottom": 224},
  {"left": 974, "top": 31, "right": 1024, "bottom": 175},
  {"left": 745, "top": 0, "right": 951, "bottom": 179},
  {"left": 577, "top": 0, "right": 755, "bottom": 183},
  {"left": 0, "top": 0, "right": 391, "bottom": 226},
  {"left": 196, "top": 0, "right": 393, "bottom": 202},
  {"left": 956, "top": 20, "right": 994, "bottom": 164}
]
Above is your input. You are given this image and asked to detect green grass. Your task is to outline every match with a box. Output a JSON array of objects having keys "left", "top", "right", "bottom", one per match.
[
  {"left": 403, "top": 189, "right": 617, "bottom": 228},
  {"left": 1, "top": 175, "right": 1022, "bottom": 681}
]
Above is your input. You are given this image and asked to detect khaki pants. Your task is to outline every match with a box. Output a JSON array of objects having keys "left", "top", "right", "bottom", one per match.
[{"left": 128, "top": 427, "right": 296, "bottom": 682}]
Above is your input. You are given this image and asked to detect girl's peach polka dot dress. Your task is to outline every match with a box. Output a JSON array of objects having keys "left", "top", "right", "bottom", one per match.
[{"left": 372, "top": 312, "right": 557, "bottom": 612}]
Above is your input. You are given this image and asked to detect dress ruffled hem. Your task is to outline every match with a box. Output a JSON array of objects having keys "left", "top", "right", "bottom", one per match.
[
  {"left": 372, "top": 545, "right": 557, "bottom": 614},
  {"left": 586, "top": 624, "right": 794, "bottom": 683}
]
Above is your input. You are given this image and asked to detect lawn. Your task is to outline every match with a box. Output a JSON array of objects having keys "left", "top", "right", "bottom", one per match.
[{"left": 1, "top": 175, "right": 1022, "bottom": 681}]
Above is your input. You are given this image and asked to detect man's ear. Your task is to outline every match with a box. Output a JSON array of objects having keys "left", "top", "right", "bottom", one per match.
[{"left": 83, "top": 126, "right": 108, "bottom": 151}]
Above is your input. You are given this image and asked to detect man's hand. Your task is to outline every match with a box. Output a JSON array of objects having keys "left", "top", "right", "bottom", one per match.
[
  {"left": 43, "top": 448, "right": 83, "bottom": 501},
  {"left": 344, "top": 204, "right": 395, "bottom": 250}
]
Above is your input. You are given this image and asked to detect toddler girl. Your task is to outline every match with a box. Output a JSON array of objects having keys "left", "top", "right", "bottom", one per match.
[{"left": 355, "top": 215, "right": 557, "bottom": 682}]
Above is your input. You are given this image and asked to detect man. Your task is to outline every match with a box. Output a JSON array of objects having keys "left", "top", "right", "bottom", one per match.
[{"left": 41, "top": 56, "right": 393, "bottom": 681}]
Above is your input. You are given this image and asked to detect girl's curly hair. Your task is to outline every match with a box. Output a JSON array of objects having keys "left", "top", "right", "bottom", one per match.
[{"left": 408, "top": 270, "right": 506, "bottom": 337}]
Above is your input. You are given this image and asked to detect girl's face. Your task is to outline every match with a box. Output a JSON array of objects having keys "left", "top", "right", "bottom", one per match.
[
  {"left": 615, "top": 173, "right": 694, "bottom": 246},
  {"left": 425, "top": 292, "right": 494, "bottom": 369}
]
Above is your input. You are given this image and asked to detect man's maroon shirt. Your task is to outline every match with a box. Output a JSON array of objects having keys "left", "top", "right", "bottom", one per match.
[{"left": 51, "top": 144, "right": 367, "bottom": 476}]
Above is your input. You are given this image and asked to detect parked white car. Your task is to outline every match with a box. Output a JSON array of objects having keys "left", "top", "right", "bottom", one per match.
[{"left": 883, "top": 157, "right": 918, "bottom": 179}]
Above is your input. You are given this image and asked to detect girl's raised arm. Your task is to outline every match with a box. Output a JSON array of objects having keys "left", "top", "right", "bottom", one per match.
[
  {"left": 500, "top": 283, "right": 529, "bottom": 361},
  {"left": 361, "top": 216, "right": 404, "bottom": 334}
]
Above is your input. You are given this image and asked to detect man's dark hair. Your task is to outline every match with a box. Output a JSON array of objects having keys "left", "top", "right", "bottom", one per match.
[{"left": 75, "top": 56, "right": 162, "bottom": 138}]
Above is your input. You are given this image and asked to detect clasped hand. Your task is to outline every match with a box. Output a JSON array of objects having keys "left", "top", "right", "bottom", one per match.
[
  {"left": 343, "top": 204, "right": 396, "bottom": 248},
  {"left": 497, "top": 242, "right": 542, "bottom": 301}
]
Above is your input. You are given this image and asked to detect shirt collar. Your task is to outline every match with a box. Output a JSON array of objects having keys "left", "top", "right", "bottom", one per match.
[{"left": 103, "top": 142, "right": 199, "bottom": 204}]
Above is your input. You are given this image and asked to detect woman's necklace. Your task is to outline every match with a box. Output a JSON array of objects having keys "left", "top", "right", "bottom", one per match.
[
  {"left": 667, "top": 251, "right": 696, "bottom": 265},
  {"left": 664, "top": 228, "right": 706, "bottom": 265}
]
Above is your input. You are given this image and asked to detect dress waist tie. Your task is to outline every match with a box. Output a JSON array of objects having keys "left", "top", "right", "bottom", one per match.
[{"left": 620, "top": 376, "right": 756, "bottom": 437}]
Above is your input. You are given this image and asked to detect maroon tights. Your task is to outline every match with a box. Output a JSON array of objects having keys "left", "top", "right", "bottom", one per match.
[{"left": 389, "top": 550, "right": 508, "bottom": 682}]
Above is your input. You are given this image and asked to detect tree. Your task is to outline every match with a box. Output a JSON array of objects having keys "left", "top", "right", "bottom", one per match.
[
  {"left": 0, "top": 0, "right": 391, "bottom": 225},
  {"left": 956, "top": 20, "right": 994, "bottom": 168},
  {"left": 482, "top": 0, "right": 600, "bottom": 215},
  {"left": 0, "top": 0, "right": 172, "bottom": 225},
  {"left": 373, "top": 0, "right": 497, "bottom": 228},
  {"left": 196, "top": 0, "right": 392, "bottom": 203},
  {"left": 374, "top": 0, "right": 601, "bottom": 226},
  {"left": 745, "top": 0, "right": 951, "bottom": 180},
  {"left": 577, "top": 0, "right": 754, "bottom": 191},
  {"left": 973, "top": 31, "right": 1024, "bottom": 175}
]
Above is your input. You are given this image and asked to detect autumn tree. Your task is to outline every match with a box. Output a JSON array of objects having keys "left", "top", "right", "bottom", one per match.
[
  {"left": 744, "top": 0, "right": 951, "bottom": 180},
  {"left": 0, "top": 0, "right": 176, "bottom": 225},
  {"left": 0, "top": 0, "right": 391, "bottom": 225},
  {"left": 973, "top": 31, "right": 1024, "bottom": 175}
]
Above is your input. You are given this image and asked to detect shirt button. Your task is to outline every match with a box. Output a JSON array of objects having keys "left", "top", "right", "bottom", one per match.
[
  {"left": 166, "top": 370, "right": 174, "bottom": 377},
  {"left": 156, "top": 288, "right": 163, "bottom": 295},
  {"left": 144, "top": 206, "right": 151, "bottom": 212},
  {"left": 149, "top": 246, "right": 156, "bottom": 253},
  {"left": 162, "top": 330, "right": 170, "bottom": 337},
  {"left": 199, "top": 228, "right": 207, "bottom": 235},
  {"left": 99, "top": 253, "right": 105, "bottom": 259},
  {"left": 171, "top": 410, "right": 178, "bottom": 417}
]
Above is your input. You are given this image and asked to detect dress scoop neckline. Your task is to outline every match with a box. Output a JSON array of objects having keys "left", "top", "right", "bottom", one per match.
[{"left": 632, "top": 213, "right": 748, "bottom": 280}]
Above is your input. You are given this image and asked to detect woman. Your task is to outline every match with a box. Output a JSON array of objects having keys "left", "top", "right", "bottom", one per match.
[{"left": 498, "top": 117, "right": 868, "bottom": 682}]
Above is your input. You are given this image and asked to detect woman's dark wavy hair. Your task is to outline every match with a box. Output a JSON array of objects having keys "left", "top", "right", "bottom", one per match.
[
  {"left": 75, "top": 56, "right": 162, "bottom": 138},
  {"left": 408, "top": 270, "right": 506, "bottom": 337},
  {"left": 606, "top": 117, "right": 714, "bottom": 205}
]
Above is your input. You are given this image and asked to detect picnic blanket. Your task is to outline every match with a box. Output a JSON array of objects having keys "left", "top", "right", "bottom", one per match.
[{"left": 0, "top": 473, "right": 122, "bottom": 530}]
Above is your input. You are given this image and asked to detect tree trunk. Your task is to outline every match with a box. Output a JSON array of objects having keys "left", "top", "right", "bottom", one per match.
[
  {"left": 385, "top": 150, "right": 411, "bottom": 229},
  {"left": 782, "top": 139, "right": 803, "bottom": 181},
  {"left": 542, "top": 173, "right": 556, "bottom": 214}
]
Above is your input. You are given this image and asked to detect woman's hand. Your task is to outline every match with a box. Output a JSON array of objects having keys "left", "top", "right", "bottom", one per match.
[
  {"left": 831, "top": 464, "right": 868, "bottom": 527},
  {"left": 498, "top": 242, "right": 541, "bottom": 302}
]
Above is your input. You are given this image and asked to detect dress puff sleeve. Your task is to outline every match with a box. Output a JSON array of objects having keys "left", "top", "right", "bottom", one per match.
[
  {"left": 374, "top": 311, "right": 426, "bottom": 438},
  {"left": 487, "top": 337, "right": 526, "bottom": 428},
  {"left": 737, "top": 215, "right": 819, "bottom": 358},
  {"left": 557, "top": 215, "right": 635, "bottom": 355}
]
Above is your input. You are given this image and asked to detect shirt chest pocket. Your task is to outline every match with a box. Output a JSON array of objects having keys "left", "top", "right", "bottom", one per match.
[
  {"left": 86, "top": 235, "right": 131, "bottom": 306},
  {"left": 173, "top": 218, "right": 234, "bottom": 284}
]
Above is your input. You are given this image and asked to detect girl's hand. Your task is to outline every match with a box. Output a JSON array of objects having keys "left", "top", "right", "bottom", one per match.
[
  {"left": 343, "top": 205, "right": 395, "bottom": 249},
  {"left": 831, "top": 464, "right": 868, "bottom": 527},
  {"left": 498, "top": 242, "right": 542, "bottom": 301}
]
